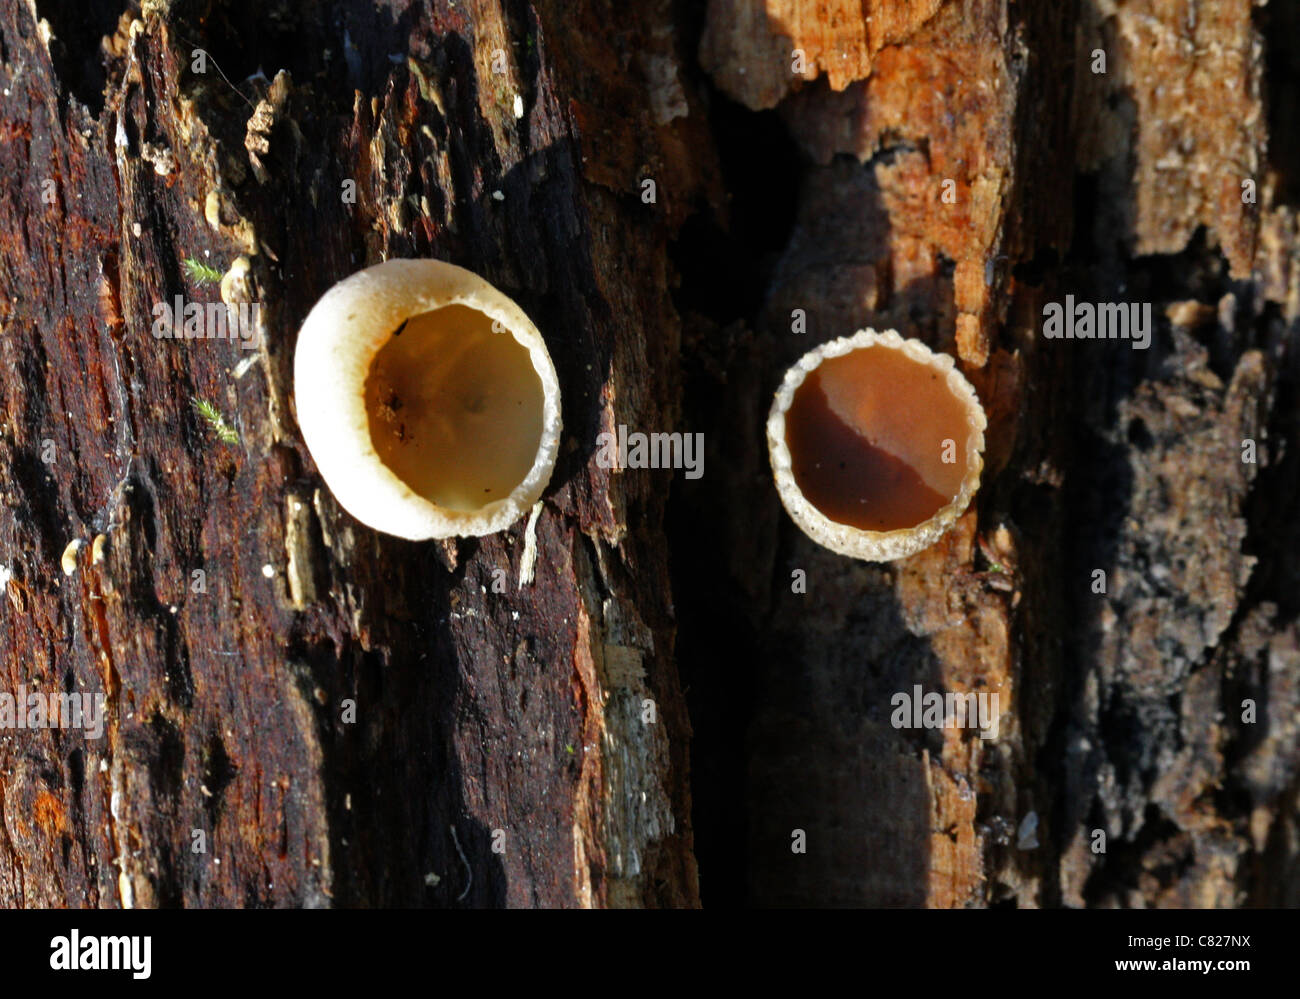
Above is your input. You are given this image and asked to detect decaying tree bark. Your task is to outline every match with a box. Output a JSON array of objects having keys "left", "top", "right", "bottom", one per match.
[
  {"left": 0, "top": 0, "right": 1296, "bottom": 909},
  {"left": 677, "top": 0, "right": 1299, "bottom": 907},
  {"left": 0, "top": 0, "right": 712, "bottom": 907}
]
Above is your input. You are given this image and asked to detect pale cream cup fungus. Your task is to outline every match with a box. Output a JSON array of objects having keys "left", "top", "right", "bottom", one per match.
[
  {"left": 294, "top": 259, "right": 562, "bottom": 540},
  {"left": 766, "top": 328, "right": 986, "bottom": 561}
]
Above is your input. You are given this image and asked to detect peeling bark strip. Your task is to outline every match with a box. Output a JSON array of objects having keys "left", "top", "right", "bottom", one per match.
[
  {"left": 0, "top": 0, "right": 706, "bottom": 907},
  {"left": 0, "top": 0, "right": 1297, "bottom": 911}
]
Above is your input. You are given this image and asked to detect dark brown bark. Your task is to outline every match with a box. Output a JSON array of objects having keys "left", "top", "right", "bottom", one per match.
[
  {"left": 0, "top": 0, "right": 708, "bottom": 907},
  {"left": 2, "top": 0, "right": 1298, "bottom": 911},
  {"left": 676, "top": 0, "right": 1300, "bottom": 907}
]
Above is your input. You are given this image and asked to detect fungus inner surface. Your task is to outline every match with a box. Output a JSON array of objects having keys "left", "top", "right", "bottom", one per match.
[
  {"left": 365, "top": 304, "right": 544, "bottom": 512},
  {"left": 783, "top": 345, "right": 972, "bottom": 531}
]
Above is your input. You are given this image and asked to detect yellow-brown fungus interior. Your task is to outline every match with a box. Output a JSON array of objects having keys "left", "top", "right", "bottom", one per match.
[
  {"left": 784, "top": 345, "right": 972, "bottom": 531},
  {"left": 364, "top": 304, "right": 544, "bottom": 512}
]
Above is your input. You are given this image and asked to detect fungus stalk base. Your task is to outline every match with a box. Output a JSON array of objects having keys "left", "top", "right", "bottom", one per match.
[{"left": 364, "top": 304, "right": 544, "bottom": 513}]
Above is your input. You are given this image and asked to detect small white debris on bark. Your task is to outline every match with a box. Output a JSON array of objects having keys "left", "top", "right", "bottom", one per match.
[
  {"left": 61, "top": 539, "right": 84, "bottom": 576},
  {"left": 518, "top": 502, "right": 544, "bottom": 588}
]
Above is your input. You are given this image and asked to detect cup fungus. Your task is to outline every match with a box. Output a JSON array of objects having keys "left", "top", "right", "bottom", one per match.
[
  {"left": 294, "top": 259, "right": 562, "bottom": 540},
  {"left": 766, "top": 328, "right": 986, "bottom": 561}
]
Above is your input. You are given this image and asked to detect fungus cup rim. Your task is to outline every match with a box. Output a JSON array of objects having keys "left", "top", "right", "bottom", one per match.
[
  {"left": 294, "top": 258, "right": 562, "bottom": 540},
  {"left": 766, "top": 327, "right": 987, "bottom": 561}
]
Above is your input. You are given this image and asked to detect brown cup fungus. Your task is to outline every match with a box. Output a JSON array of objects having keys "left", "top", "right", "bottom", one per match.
[
  {"left": 294, "top": 259, "right": 562, "bottom": 540},
  {"left": 767, "top": 328, "right": 986, "bottom": 561}
]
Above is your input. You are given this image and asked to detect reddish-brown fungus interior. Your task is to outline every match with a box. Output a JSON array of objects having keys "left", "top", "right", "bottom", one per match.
[{"left": 783, "top": 345, "right": 972, "bottom": 531}]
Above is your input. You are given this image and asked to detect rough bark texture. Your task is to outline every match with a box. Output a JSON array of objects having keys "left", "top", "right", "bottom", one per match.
[
  {"left": 0, "top": 0, "right": 709, "bottom": 908},
  {"left": 1, "top": 0, "right": 1298, "bottom": 910},
  {"left": 674, "top": 0, "right": 1300, "bottom": 908}
]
